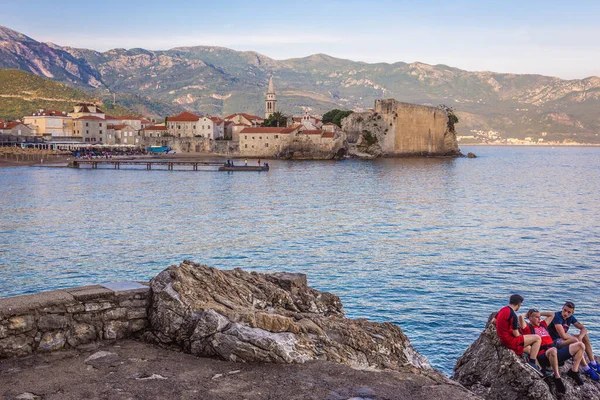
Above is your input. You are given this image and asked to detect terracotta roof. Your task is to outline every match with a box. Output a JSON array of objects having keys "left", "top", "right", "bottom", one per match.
[
  {"left": 232, "top": 123, "right": 249, "bottom": 127},
  {"left": 168, "top": 112, "right": 201, "bottom": 122},
  {"left": 299, "top": 130, "right": 324, "bottom": 135},
  {"left": 75, "top": 116, "right": 105, "bottom": 121},
  {"left": 142, "top": 125, "right": 168, "bottom": 131},
  {"left": 323, "top": 122, "right": 337, "bottom": 126},
  {"left": 209, "top": 117, "right": 223, "bottom": 124},
  {"left": 105, "top": 115, "right": 117, "bottom": 120},
  {"left": 140, "top": 118, "right": 151, "bottom": 124},
  {"left": 110, "top": 124, "right": 127, "bottom": 130},
  {"left": 322, "top": 132, "right": 335, "bottom": 138},
  {"left": 29, "top": 110, "right": 68, "bottom": 117},
  {"left": 6, "top": 122, "right": 24, "bottom": 129},
  {"left": 224, "top": 113, "right": 263, "bottom": 122}
]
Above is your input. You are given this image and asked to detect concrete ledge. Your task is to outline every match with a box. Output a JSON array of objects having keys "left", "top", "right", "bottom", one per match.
[
  {"left": 0, "top": 291, "right": 75, "bottom": 318},
  {"left": 65, "top": 285, "right": 115, "bottom": 302}
]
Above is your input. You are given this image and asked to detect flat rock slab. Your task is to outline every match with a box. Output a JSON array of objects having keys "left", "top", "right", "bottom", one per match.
[
  {"left": 0, "top": 339, "right": 480, "bottom": 400},
  {"left": 101, "top": 282, "right": 149, "bottom": 292}
]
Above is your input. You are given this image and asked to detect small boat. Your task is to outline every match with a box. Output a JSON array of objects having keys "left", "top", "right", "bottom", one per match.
[{"left": 218, "top": 164, "right": 270, "bottom": 172}]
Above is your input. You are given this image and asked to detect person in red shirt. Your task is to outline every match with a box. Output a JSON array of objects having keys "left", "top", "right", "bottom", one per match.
[
  {"left": 520, "top": 308, "right": 586, "bottom": 392},
  {"left": 496, "top": 294, "right": 542, "bottom": 375}
]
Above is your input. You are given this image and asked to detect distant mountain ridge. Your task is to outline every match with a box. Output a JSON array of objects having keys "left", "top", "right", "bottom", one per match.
[{"left": 1, "top": 25, "right": 599, "bottom": 142}]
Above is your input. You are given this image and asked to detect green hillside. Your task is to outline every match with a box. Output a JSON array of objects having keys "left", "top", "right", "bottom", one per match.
[{"left": 0, "top": 69, "right": 134, "bottom": 120}]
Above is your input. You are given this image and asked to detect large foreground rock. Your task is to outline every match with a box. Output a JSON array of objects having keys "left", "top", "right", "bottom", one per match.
[
  {"left": 146, "top": 261, "right": 431, "bottom": 373},
  {"left": 453, "top": 314, "right": 600, "bottom": 400}
]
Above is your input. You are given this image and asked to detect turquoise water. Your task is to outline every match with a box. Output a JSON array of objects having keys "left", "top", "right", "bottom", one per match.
[{"left": 1, "top": 146, "right": 599, "bottom": 375}]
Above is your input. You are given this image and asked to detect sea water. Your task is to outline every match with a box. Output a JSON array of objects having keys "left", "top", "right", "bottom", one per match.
[{"left": 1, "top": 145, "right": 599, "bottom": 374}]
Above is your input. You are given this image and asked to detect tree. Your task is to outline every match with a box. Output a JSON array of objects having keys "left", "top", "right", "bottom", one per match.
[
  {"left": 264, "top": 111, "right": 288, "bottom": 127},
  {"left": 438, "top": 105, "right": 459, "bottom": 134},
  {"left": 322, "top": 109, "right": 353, "bottom": 127}
]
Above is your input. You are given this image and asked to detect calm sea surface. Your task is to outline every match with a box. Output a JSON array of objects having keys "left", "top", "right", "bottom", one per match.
[{"left": 1, "top": 146, "right": 599, "bottom": 375}]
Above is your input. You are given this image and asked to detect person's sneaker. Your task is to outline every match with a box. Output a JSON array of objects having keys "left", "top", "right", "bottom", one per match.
[
  {"left": 542, "top": 368, "right": 555, "bottom": 378},
  {"left": 585, "top": 366, "right": 600, "bottom": 381},
  {"left": 554, "top": 377, "right": 566, "bottom": 394},
  {"left": 525, "top": 360, "right": 544, "bottom": 377},
  {"left": 590, "top": 362, "right": 600, "bottom": 373},
  {"left": 568, "top": 369, "right": 584, "bottom": 386}
]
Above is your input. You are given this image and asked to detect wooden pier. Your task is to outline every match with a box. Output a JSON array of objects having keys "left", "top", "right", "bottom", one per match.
[{"left": 69, "top": 160, "right": 269, "bottom": 172}]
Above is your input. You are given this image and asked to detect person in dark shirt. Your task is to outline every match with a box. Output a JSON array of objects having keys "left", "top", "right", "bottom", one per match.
[
  {"left": 495, "top": 294, "right": 542, "bottom": 375},
  {"left": 546, "top": 301, "right": 600, "bottom": 381},
  {"left": 520, "top": 308, "right": 586, "bottom": 390}
]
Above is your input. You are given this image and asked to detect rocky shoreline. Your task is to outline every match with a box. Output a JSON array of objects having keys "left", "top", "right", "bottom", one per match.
[{"left": 2, "top": 262, "right": 600, "bottom": 399}]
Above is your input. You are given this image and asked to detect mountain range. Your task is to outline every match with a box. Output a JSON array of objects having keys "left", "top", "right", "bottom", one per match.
[{"left": 1, "top": 25, "right": 599, "bottom": 142}]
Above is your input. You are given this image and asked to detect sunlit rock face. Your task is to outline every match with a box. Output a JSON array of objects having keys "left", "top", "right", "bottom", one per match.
[
  {"left": 147, "top": 261, "right": 431, "bottom": 371},
  {"left": 343, "top": 99, "right": 461, "bottom": 157}
]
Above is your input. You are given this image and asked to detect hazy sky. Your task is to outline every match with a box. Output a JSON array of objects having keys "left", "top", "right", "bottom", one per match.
[{"left": 3, "top": 0, "right": 599, "bottom": 79}]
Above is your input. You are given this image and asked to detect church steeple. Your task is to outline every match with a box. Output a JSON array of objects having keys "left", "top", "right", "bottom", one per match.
[{"left": 265, "top": 76, "right": 277, "bottom": 119}]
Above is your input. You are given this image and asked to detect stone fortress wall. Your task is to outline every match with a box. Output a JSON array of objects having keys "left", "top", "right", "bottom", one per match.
[
  {"left": 0, "top": 282, "right": 149, "bottom": 358},
  {"left": 342, "top": 98, "right": 460, "bottom": 157}
]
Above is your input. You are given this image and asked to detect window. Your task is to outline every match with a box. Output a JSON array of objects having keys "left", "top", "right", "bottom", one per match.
[
  {"left": 99, "top": 130, "right": 102, "bottom": 134},
  {"left": 245, "top": 144, "right": 247, "bottom": 148},
  {"left": 86, "top": 122, "right": 89, "bottom": 127},
  {"left": 265, "top": 143, "right": 269, "bottom": 148},
  {"left": 99, "top": 123, "right": 102, "bottom": 127},
  {"left": 178, "top": 125, "right": 181, "bottom": 129},
  {"left": 252, "top": 145, "right": 254, "bottom": 148},
  {"left": 252, "top": 136, "right": 255, "bottom": 140},
  {"left": 245, "top": 136, "right": 247, "bottom": 139},
  {"left": 124, "top": 138, "right": 128, "bottom": 143},
  {"left": 129, "top": 132, "right": 133, "bottom": 136},
  {"left": 86, "top": 130, "right": 89, "bottom": 134},
  {"left": 275, "top": 135, "right": 279, "bottom": 139},
  {"left": 259, "top": 136, "right": 262, "bottom": 140},
  {"left": 92, "top": 137, "right": 96, "bottom": 142}
]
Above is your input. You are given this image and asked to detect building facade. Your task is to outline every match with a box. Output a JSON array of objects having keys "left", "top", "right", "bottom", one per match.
[
  {"left": 23, "top": 110, "right": 73, "bottom": 136},
  {"left": 166, "top": 112, "right": 201, "bottom": 137}
]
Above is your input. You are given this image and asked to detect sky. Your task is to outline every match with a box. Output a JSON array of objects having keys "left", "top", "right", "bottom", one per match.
[{"left": 2, "top": 0, "right": 600, "bottom": 79}]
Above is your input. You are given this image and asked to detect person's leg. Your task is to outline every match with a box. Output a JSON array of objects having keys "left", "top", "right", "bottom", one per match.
[
  {"left": 581, "top": 334, "right": 597, "bottom": 365},
  {"left": 523, "top": 334, "right": 542, "bottom": 359},
  {"left": 544, "top": 348, "right": 560, "bottom": 377},
  {"left": 567, "top": 342, "right": 585, "bottom": 372}
]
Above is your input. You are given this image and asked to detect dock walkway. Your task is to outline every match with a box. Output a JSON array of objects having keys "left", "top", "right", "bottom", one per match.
[{"left": 69, "top": 160, "right": 269, "bottom": 171}]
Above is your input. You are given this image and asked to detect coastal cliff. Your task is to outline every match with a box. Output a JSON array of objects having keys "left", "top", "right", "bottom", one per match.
[{"left": 342, "top": 99, "right": 462, "bottom": 158}]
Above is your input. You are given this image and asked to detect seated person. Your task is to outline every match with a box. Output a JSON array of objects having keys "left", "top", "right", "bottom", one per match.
[
  {"left": 496, "top": 294, "right": 542, "bottom": 375},
  {"left": 547, "top": 301, "right": 600, "bottom": 381},
  {"left": 520, "top": 308, "right": 586, "bottom": 391}
]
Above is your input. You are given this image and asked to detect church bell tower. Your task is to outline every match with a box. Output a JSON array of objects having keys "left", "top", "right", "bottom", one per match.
[{"left": 265, "top": 76, "right": 277, "bottom": 119}]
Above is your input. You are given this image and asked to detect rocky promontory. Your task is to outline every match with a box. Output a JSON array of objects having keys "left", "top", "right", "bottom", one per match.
[
  {"left": 0, "top": 261, "right": 481, "bottom": 399},
  {"left": 453, "top": 313, "right": 600, "bottom": 400},
  {"left": 146, "top": 261, "right": 431, "bottom": 372},
  {"left": 343, "top": 99, "right": 462, "bottom": 158}
]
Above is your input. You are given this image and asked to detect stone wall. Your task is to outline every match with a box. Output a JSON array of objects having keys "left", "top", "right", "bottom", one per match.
[
  {"left": 142, "top": 137, "right": 239, "bottom": 155},
  {"left": 0, "top": 282, "right": 150, "bottom": 358},
  {"left": 342, "top": 98, "right": 461, "bottom": 157}
]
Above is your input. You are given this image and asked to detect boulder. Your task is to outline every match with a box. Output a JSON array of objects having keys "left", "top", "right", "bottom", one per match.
[
  {"left": 147, "top": 261, "right": 431, "bottom": 373},
  {"left": 453, "top": 313, "right": 600, "bottom": 400}
]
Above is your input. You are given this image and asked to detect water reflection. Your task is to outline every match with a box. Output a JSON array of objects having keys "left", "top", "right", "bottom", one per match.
[{"left": 0, "top": 146, "right": 599, "bottom": 375}]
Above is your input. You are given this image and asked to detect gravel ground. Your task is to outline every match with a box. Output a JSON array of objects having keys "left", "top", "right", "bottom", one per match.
[{"left": 0, "top": 340, "right": 479, "bottom": 400}]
